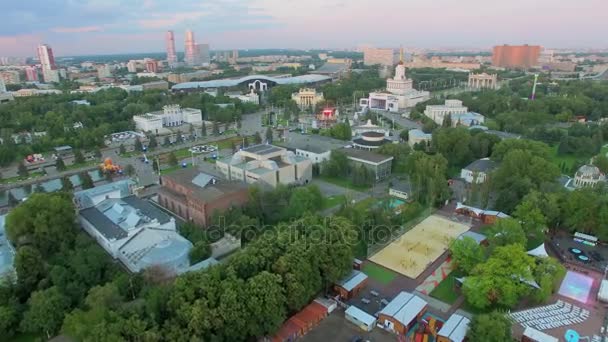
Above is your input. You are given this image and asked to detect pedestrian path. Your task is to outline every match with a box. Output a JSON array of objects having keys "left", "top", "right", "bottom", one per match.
[{"left": 415, "top": 256, "right": 454, "bottom": 295}]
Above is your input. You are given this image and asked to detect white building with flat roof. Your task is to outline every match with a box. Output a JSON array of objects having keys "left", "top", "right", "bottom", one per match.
[
  {"left": 226, "top": 89, "right": 260, "bottom": 105},
  {"left": 216, "top": 144, "right": 312, "bottom": 188},
  {"left": 424, "top": 99, "right": 468, "bottom": 125},
  {"left": 133, "top": 104, "right": 202, "bottom": 133}
]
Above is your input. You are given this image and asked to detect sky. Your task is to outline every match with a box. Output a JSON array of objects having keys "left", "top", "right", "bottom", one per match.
[{"left": 1, "top": 0, "right": 607, "bottom": 57}]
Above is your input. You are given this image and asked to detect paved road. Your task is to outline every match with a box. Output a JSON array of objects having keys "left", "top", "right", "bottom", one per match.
[
  {"left": 0, "top": 134, "right": 239, "bottom": 191},
  {"left": 373, "top": 110, "right": 423, "bottom": 131}
]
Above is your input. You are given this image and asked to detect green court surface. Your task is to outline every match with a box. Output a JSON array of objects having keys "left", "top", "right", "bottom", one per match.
[
  {"left": 362, "top": 262, "right": 396, "bottom": 285},
  {"left": 429, "top": 272, "right": 460, "bottom": 304}
]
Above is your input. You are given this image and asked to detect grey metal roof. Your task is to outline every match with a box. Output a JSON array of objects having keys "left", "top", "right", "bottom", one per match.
[
  {"left": 379, "top": 291, "right": 427, "bottom": 326},
  {"left": 192, "top": 173, "right": 214, "bottom": 188},
  {"left": 172, "top": 74, "right": 331, "bottom": 90},
  {"left": 280, "top": 135, "right": 345, "bottom": 154},
  {"left": 338, "top": 270, "right": 368, "bottom": 292},
  {"left": 313, "top": 62, "right": 349, "bottom": 75},
  {"left": 464, "top": 158, "right": 498, "bottom": 173},
  {"left": 458, "top": 231, "right": 487, "bottom": 245},
  {"left": 80, "top": 207, "right": 128, "bottom": 240},
  {"left": 438, "top": 314, "right": 470, "bottom": 342},
  {"left": 243, "top": 144, "right": 283, "bottom": 155},
  {"left": 122, "top": 196, "right": 171, "bottom": 224}
]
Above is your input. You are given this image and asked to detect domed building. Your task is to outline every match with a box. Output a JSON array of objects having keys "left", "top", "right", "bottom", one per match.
[
  {"left": 573, "top": 164, "right": 606, "bottom": 188},
  {"left": 353, "top": 131, "right": 392, "bottom": 150}
]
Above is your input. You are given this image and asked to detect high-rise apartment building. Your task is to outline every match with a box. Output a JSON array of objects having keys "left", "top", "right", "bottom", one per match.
[
  {"left": 166, "top": 30, "right": 177, "bottom": 65},
  {"left": 145, "top": 59, "right": 159, "bottom": 73},
  {"left": 127, "top": 60, "right": 138, "bottom": 73},
  {"left": 37, "top": 44, "right": 59, "bottom": 83},
  {"left": 37, "top": 44, "right": 56, "bottom": 70},
  {"left": 0, "top": 78, "right": 6, "bottom": 93},
  {"left": 492, "top": 44, "right": 541, "bottom": 69},
  {"left": 25, "top": 66, "right": 38, "bottom": 82},
  {"left": 197, "top": 44, "right": 210, "bottom": 64},
  {"left": 364, "top": 47, "right": 399, "bottom": 66},
  {"left": 0, "top": 70, "right": 21, "bottom": 84},
  {"left": 184, "top": 30, "right": 199, "bottom": 66}
]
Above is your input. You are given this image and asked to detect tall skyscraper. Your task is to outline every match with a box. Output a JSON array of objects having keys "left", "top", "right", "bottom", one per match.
[
  {"left": 25, "top": 66, "right": 39, "bottom": 82},
  {"left": 166, "top": 31, "right": 177, "bottom": 65},
  {"left": 492, "top": 44, "right": 541, "bottom": 69},
  {"left": 197, "top": 44, "right": 210, "bottom": 65},
  {"left": 37, "top": 44, "right": 56, "bottom": 70},
  {"left": 184, "top": 30, "right": 198, "bottom": 66}
]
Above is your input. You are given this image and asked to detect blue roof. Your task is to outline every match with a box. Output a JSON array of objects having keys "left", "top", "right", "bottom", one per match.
[
  {"left": 338, "top": 270, "right": 368, "bottom": 292},
  {"left": 172, "top": 74, "right": 332, "bottom": 90},
  {"left": 0, "top": 214, "right": 16, "bottom": 278}
]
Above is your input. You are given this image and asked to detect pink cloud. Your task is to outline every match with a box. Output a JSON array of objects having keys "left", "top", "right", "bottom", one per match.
[
  {"left": 0, "top": 34, "right": 42, "bottom": 56},
  {"left": 51, "top": 26, "right": 103, "bottom": 33},
  {"left": 137, "top": 12, "right": 207, "bottom": 29}
]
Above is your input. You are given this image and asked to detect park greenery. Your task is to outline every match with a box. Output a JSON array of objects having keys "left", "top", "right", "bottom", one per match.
[
  {"left": 0, "top": 88, "right": 258, "bottom": 166},
  {"left": 0, "top": 186, "right": 358, "bottom": 341}
]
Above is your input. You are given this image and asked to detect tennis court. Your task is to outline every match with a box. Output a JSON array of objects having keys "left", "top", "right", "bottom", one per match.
[{"left": 369, "top": 215, "right": 470, "bottom": 279}]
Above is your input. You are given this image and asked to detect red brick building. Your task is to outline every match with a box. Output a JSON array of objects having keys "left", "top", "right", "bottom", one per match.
[
  {"left": 492, "top": 44, "right": 541, "bottom": 69},
  {"left": 158, "top": 168, "right": 249, "bottom": 227}
]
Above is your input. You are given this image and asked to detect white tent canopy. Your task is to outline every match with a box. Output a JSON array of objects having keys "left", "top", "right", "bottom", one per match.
[
  {"left": 574, "top": 232, "right": 598, "bottom": 243},
  {"left": 527, "top": 243, "right": 549, "bottom": 258}
]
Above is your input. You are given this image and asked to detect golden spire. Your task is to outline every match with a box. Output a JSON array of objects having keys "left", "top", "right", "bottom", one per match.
[{"left": 399, "top": 46, "right": 404, "bottom": 64}]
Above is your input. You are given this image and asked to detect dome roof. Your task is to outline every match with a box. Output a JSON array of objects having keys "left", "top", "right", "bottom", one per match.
[{"left": 576, "top": 164, "right": 602, "bottom": 178}]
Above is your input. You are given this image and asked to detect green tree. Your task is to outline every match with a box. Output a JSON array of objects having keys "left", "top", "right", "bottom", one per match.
[
  {"left": 93, "top": 148, "right": 102, "bottom": 159},
  {"left": 61, "top": 176, "right": 73, "bottom": 192},
  {"left": 14, "top": 246, "right": 46, "bottom": 294},
  {"left": 134, "top": 138, "right": 143, "bottom": 152},
  {"left": 55, "top": 156, "right": 66, "bottom": 171},
  {"left": 73, "top": 150, "right": 85, "bottom": 164},
  {"left": 405, "top": 151, "right": 450, "bottom": 206},
  {"left": 189, "top": 240, "right": 212, "bottom": 264},
  {"left": 432, "top": 127, "right": 473, "bottom": 168},
  {"left": 213, "top": 122, "right": 220, "bottom": 135},
  {"left": 79, "top": 171, "right": 94, "bottom": 189},
  {"left": 594, "top": 153, "right": 608, "bottom": 174},
  {"left": 450, "top": 237, "right": 485, "bottom": 275},
  {"left": 244, "top": 271, "right": 287, "bottom": 337},
  {"left": 119, "top": 144, "right": 126, "bottom": 155},
  {"left": 466, "top": 312, "right": 513, "bottom": 342},
  {"left": 265, "top": 127, "right": 273, "bottom": 143},
  {"left": 167, "top": 152, "right": 178, "bottom": 167},
  {"left": 201, "top": 121, "right": 207, "bottom": 137},
  {"left": 124, "top": 164, "right": 136, "bottom": 176},
  {"left": 175, "top": 130, "right": 184, "bottom": 144},
  {"left": 0, "top": 305, "right": 19, "bottom": 339},
  {"left": 487, "top": 218, "right": 527, "bottom": 248},
  {"left": 18, "top": 162, "right": 29, "bottom": 178},
  {"left": 513, "top": 191, "right": 547, "bottom": 242},
  {"left": 321, "top": 150, "right": 349, "bottom": 178},
  {"left": 34, "top": 183, "right": 45, "bottom": 193},
  {"left": 6, "top": 192, "right": 78, "bottom": 256},
  {"left": 163, "top": 136, "right": 170, "bottom": 146},
  {"left": 148, "top": 135, "right": 158, "bottom": 149},
  {"left": 254, "top": 132, "right": 262, "bottom": 144},
  {"left": 463, "top": 244, "right": 535, "bottom": 309},
  {"left": 21, "top": 286, "right": 71, "bottom": 339}
]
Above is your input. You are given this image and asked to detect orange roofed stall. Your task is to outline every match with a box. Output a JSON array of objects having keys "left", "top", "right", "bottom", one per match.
[{"left": 271, "top": 301, "right": 328, "bottom": 342}]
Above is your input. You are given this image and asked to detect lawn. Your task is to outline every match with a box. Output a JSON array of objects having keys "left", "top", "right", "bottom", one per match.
[
  {"left": 429, "top": 272, "right": 461, "bottom": 305},
  {"left": 362, "top": 262, "right": 396, "bottom": 285},
  {"left": 0, "top": 171, "right": 45, "bottom": 185},
  {"left": 160, "top": 164, "right": 190, "bottom": 175},
  {"left": 318, "top": 175, "right": 371, "bottom": 192},
  {"left": 65, "top": 160, "right": 98, "bottom": 171},
  {"left": 321, "top": 194, "right": 346, "bottom": 210},
  {"left": 548, "top": 144, "right": 587, "bottom": 174}
]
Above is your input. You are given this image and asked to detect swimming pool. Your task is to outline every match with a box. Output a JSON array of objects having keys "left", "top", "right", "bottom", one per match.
[{"left": 388, "top": 198, "right": 405, "bottom": 208}]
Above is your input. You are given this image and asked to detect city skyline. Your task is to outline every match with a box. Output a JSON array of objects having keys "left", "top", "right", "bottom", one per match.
[{"left": 1, "top": 0, "right": 607, "bottom": 57}]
